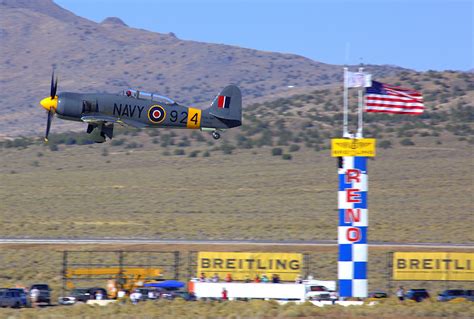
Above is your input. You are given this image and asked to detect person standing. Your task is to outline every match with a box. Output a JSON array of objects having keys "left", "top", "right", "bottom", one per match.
[
  {"left": 95, "top": 290, "right": 103, "bottom": 300},
  {"left": 148, "top": 289, "right": 156, "bottom": 300},
  {"left": 30, "top": 287, "right": 39, "bottom": 307},
  {"left": 130, "top": 291, "right": 137, "bottom": 304},
  {"left": 225, "top": 273, "right": 233, "bottom": 282},
  {"left": 211, "top": 273, "right": 220, "bottom": 283},
  {"left": 396, "top": 286, "right": 405, "bottom": 301},
  {"left": 117, "top": 289, "right": 126, "bottom": 303},
  {"left": 330, "top": 291, "right": 339, "bottom": 305},
  {"left": 221, "top": 288, "right": 228, "bottom": 301},
  {"left": 130, "top": 290, "right": 141, "bottom": 304}
]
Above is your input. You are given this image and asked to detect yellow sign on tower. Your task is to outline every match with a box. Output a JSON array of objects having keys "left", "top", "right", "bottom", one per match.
[{"left": 331, "top": 138, "right": 376, "bottom": 157}]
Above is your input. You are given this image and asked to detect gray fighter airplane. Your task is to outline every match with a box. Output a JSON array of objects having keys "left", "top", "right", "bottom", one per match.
[{"left": 39, "top": 72, "right": 242, "bottom": 143}]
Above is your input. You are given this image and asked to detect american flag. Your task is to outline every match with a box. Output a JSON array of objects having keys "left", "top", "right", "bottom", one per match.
[{"left": 365, "top": 81, "right": 424, "bottom": 115}]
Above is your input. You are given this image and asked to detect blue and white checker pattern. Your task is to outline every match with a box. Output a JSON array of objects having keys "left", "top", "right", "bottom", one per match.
[{"left": 338, "top": 156, "right": 368, "bottom": 298}]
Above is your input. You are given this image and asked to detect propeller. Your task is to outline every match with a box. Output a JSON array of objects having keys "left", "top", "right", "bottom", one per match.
[{"left": 40, "top": 70, "right": 58, "bottom": 142}]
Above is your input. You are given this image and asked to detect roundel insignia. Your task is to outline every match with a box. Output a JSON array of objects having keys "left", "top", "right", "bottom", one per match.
[{"left": 148, "top": 105, "right": 166, "bottom": 124}]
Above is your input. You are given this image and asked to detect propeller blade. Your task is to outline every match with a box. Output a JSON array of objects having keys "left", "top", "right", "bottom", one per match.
[
  {"left": 53, "top": 76, "right": 58, "bottom": 97},
  {"left": 45, "top": 110, "right": 53, "bottom": 142},
  {"left": 50, "top": 70, "right": 58, "bottom": 98},
  {"left": 50, "top": 70, "right": 55, "bottom": 98}
]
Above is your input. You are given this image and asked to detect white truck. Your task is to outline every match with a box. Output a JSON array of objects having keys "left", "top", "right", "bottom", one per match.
[{"left": 188, "top": 279, "right": 336, "bottom": 301}]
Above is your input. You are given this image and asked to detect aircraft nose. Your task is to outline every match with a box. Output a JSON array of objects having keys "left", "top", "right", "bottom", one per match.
[{"left": 40, "top": 96, "right": 58, "bottom": 112}]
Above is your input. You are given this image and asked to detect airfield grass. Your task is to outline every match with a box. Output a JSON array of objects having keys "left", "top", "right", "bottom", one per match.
[{"left": 0, "top": 133, "right": 472, "bottom": 243}]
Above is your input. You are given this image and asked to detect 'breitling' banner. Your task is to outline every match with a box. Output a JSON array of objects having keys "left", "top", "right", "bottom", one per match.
[
  {"left": 393, "top": 252, "right": 474, "bottom": 281},
  {"left": 331, "top": 138, "right": 376, "bottom": 157},
  {"left": 197, "top": 252, "right": 303, "bottom": 281}
]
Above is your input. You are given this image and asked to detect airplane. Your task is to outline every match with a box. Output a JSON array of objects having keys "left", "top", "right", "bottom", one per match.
[{"left": 39, "top": 72, "right": 242, "bottom": 143}]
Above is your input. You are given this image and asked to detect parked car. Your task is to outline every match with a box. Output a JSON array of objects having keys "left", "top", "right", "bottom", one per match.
[
  {"left": 69, "top": 288, "right": 93, "bottom": 303},
  {"left": 136, "top": 287, "right": 163, "bottom": 301},
  {"left": 30, "top": 284, "right": 51, "bottom": 305},
  {"left": 0, "top": 288, "right": 24, "bottom": 308},
  {"left": 438, "top": 289, "right": 474, "bottom": 302},
  {"left": 71, "top": 287, "right": 108, "bottom": 302},
  {"left": 305, "top": 285, "right": 331, "bottom": 301},
  {"left": 406, "top": 289, "right": 430, "bottom": 302},
  {"left": 171, "top": 291, "right": 197, "bottom": 301},
  {"left": 368, "top": 291, "right": 388, "bottom": 299},
  {"left": 58, "top": 296, "right": 76, "bottom": 305}
]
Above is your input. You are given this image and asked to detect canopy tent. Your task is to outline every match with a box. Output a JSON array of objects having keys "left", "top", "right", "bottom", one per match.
[{"left": 144, "top": 280, "right": 185, "bottom": 289}]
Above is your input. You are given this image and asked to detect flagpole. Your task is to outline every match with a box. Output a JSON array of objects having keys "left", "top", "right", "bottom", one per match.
[
  {"left": 357, "top": 67, "right": 364, "bottom": 138},
  {"left": 343, "top": 67, "right": 349, "bottom": 137}
]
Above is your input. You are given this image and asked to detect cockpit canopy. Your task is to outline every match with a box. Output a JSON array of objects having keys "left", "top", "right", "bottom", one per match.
[{"left": 121, "top": 89, "right": 176, "bottom": 105}]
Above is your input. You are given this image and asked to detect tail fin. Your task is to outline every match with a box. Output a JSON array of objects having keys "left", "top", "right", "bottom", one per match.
[{"left": 209, "top": 85, "right": 242, "bottom": 125}]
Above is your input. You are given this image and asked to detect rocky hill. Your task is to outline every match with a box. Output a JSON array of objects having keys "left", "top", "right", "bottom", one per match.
[{"left": 0, "top": 0, "right": 407, "bottom": 137}]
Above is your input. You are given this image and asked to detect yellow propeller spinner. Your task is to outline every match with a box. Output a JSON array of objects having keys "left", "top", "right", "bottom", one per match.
[{"left": 40, "top": 96, "right": 58, "bottom": 112}]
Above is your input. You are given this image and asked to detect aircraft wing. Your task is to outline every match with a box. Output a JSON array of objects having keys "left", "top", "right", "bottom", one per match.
[{"left": 81, "top": 114, "right": 147, "bottom": 128}]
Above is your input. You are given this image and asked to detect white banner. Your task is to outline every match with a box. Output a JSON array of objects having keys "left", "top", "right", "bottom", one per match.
[{"left": 346, "top": 71, "right": 372, "bottom": 88}]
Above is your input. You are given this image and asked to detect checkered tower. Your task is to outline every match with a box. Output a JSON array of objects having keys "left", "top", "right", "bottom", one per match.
[{"left": 338, "top": 156, "right": 368, "bottom": 298}]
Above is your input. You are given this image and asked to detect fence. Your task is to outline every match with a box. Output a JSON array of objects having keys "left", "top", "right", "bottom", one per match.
[{"left": 62, "top": 250, "right": 180, "bottom": 295}]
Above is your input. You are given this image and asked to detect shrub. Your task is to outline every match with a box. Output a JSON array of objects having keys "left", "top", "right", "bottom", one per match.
[
  {"left": 64, "top": 137, "right": 77, "bottom": 145},
  {"left": 111, "top": 139, "right": 125, "bottom": 146},
  {"left": 221, "top": 143, "right": 235, "bottom": 155},
  {"left": 400, "top": 138, "right": 415, "bottom": 146},
  {"left": 173, "top": 149, "right": 185, "bottom": 156},
  {"left": 379, "top": 140, "right": 392, "bottom": 149},
  {"left": 271, "top": 148, "right": 283, "bottom": 156},
  {"left": 202, "top": 151, "right": 210, "bottom": 157},
  {"left": 282, "top": 154, "right": 292, "bottom": 160},
  {"left": 125, "top": 142, "right": 142, "bottom": 149},
  {"left": 49, "top": 143, "right": 59, "bottom": 151},
  {"left": 289, "top": 144, "right": 300, "bottom": 152},
  {"left": 188, "top": 150, "right": 200, "bottom": 158}
]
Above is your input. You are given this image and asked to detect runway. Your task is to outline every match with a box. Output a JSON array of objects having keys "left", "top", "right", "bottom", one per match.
[{"left": 0, "top": 238, "right": 472, "bottom": 249}]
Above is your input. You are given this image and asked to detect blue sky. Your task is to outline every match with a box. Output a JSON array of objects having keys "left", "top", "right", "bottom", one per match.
[{"left": 55, "top": 0, "right": 473, "bottom": 71}]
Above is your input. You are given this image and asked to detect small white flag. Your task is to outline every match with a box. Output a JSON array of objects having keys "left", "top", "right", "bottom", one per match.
[{"left": 346, "top": 71, "right": 372, "bottom": 88}]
